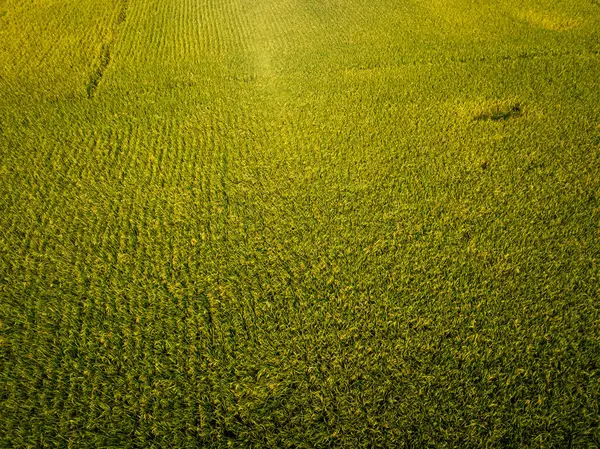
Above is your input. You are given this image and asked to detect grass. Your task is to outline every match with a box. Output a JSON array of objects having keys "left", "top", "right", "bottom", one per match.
[{"left": 1, "top": 0, "right": 600, "bottom": 447}]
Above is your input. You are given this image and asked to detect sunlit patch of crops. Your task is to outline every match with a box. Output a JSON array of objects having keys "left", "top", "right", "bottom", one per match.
[{"left": 515, "top": 8, "right": 581, "bottom": 31}]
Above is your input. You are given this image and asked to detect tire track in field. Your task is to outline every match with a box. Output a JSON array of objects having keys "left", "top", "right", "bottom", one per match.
[{"left": 86, "top": 0, "right": 129, "bottom": 98}]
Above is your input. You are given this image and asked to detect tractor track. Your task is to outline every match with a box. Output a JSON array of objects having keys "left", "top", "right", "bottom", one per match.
[{"left": 86, "top": 0, "right": 129, "bottom": 98}]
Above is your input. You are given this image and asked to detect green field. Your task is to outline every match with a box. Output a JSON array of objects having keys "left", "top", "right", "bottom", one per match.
[{"left": 1, "top": 0, "right": 600, "bottom": 446}]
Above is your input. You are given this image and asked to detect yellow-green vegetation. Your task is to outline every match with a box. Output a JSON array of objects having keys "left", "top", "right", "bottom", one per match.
[{"left": 1, "top": 0, "right": 599, "bottom": 447}]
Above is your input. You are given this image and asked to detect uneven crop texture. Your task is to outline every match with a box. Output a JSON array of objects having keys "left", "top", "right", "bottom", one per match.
[{"left": 1, "top": 0, "right": 600, "bottom": 447}]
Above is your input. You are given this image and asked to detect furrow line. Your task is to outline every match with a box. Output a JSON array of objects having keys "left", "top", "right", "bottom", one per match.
[{"left": 86, "top": 0, "right": 129, "bottom": 98}]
